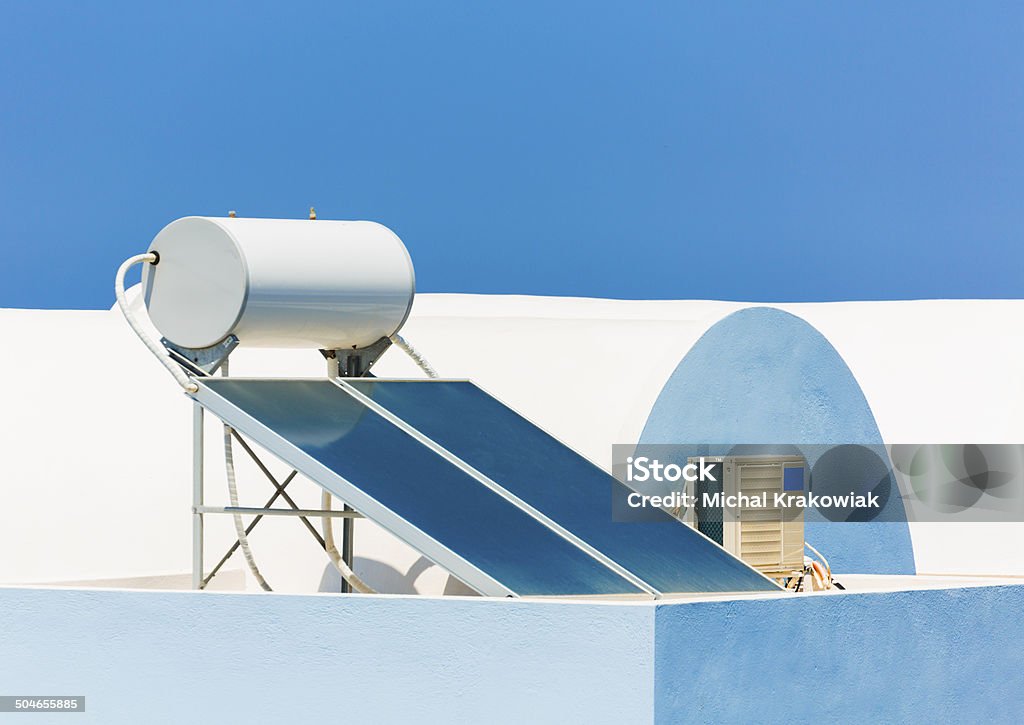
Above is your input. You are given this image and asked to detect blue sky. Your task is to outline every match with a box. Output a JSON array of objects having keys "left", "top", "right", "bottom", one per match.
[{"left": 1, "top": 2, "right": 1022, "bottom": 308}]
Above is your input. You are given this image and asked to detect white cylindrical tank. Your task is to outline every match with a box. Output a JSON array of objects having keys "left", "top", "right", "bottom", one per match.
[{"left": 141, "top": 216, "right": 416, "bottom": 349}]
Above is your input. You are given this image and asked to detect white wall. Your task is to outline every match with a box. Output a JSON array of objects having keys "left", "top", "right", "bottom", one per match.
[{"left": 1, "top": 291, "right": 1021, "bottom": 589}]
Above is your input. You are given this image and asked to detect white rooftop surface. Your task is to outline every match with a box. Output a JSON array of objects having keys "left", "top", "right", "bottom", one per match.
[
  {"left": 1, "top": 289, "right": 1022, "bottom": 596},
  {"left": 4, "top": 574, "right": 1022, "bottom": 605}
]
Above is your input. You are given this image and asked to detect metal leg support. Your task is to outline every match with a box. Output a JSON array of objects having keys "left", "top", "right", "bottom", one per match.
[
  {"left": 192, "top": 401, "right": 204, "bottom": 590},
  {"left": 341, "top": 505, "right": 354, "bottom": 593}
]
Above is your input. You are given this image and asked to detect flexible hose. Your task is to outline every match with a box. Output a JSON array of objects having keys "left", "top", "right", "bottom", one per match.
[
  {"left": 114, "top": 253, "right": 198, "bottom": 393},
  {"left": 221, "top": 360, "right": 272, "bottom": 591},
  {"left": 803, "top": 541, "right": 835, "bottom": 590},
  {"left": 390, "top": 333, "right": 439, "bottom": 378},
  {"left": 321, "top": 490, "right": 376, "bottom": 594},
  {"left": 118, "top": 253, "right": 272, "bottom": 589},
  {"left": 804, "top": 541, "right": 832, "bottom": 580}
]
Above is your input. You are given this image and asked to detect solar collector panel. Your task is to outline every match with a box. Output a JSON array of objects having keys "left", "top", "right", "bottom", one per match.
[
  {"left": 194, "top": 378, "right": 646, "bottom": 597},
  {"left": 342, "top": 379, "right": 779, "bottom": 594}
]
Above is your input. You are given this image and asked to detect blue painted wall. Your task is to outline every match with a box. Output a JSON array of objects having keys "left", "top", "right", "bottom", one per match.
[
  {"left": 4, "top": 584, "right": 1023, "bottom": 723},
  {"left": 655, "top": 585, "right": 1024, "bottom": 724},
  {"left": 0, "top": 588, "right": 654, "bottom": 724},
  {"left": 639, "top": 307, "right": 915, "bottom": 575}
]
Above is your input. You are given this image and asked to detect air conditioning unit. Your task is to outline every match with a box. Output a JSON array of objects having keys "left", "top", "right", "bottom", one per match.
[{"left": 683, "top": 455, "right": 807, "bottom": 578}]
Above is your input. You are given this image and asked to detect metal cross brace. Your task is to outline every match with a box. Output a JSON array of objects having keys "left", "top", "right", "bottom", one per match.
[{"left": 201, "top": 429, "right": 362, "bottom": 587}]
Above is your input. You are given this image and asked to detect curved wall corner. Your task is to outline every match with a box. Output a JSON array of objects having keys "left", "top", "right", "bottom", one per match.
[{"left": 638, "top": 306, "right": 914, "bottom": 575}]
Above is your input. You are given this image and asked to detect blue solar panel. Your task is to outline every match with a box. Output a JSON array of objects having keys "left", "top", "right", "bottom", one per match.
[
  {"left": 196, "top": 379, "right": 644, "bottom": 597},
  {"left": 344, "top": 380, "right": 778, "bottom": 593}
]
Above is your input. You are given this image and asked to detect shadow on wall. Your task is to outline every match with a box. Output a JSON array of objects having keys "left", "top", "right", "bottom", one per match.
[
  {"left": 318, "top": 556, "right": 479, "bottom": 595},
  {"left": 639, "top": 306, "right": 915, "bottom": 575}
]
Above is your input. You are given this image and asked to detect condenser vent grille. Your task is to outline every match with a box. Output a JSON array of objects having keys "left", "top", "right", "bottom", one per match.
[
  {"left": 688, "top": 456, "right": 806, "bottom": 579},
  {"left": 695, "top": 464, "right": 724, "bottom": 545}
]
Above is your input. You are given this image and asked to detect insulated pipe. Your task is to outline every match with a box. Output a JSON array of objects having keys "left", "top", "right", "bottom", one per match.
[
  {"left": 391, "top": 333, "right": 439, "bottom": 378},
  {"left": 221, "top": 360, "right": 272, "bottom": 591},
  {"left": 321, "top": 490, "right": 375, "bottom": 594},
  {"left": 115, "top": 253, "right": 198, "bottom": 392}
]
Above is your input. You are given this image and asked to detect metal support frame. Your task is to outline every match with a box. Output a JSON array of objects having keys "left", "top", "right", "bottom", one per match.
[
  {"left": 340, "top": 504, "right": 354, "bottom": 593},
  {"left": 322, "top": 354, "right": 366, "bottom": 592},
  {"left": 193, "top": 434, "right": 325, "bottom": 585},
  {"left": 228, "top": 431, "right": 327, "bottom": 549},
  {"left": 200, "top": 471, "right": 298, "bottom": 587},
  {"left": 192, "top": 402, "right": 204, "bottom": 589},
  {"left": 191, "top": 406, "right": 369, "bottom": 590},
  {"left": 183, "top": 339, "right": 372, "bottom": 592},
  {"left": 191, "top": 402, "right": 368, "bottom": 590},
  {"left": 196, "top": 505, "right": 363, "bottom": 519}
]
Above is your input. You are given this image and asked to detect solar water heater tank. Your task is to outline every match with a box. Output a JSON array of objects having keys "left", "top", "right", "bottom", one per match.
[{"left": 141, "top": 216, "right": 416, "bottom": 349}]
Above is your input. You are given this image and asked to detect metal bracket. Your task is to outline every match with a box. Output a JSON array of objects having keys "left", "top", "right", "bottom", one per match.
[
  {"left": 163, "top": 335, "right": 239, "bottom": 376},
  {"left": 320, "top": 336, "right": 392, "bottom": 377}
]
